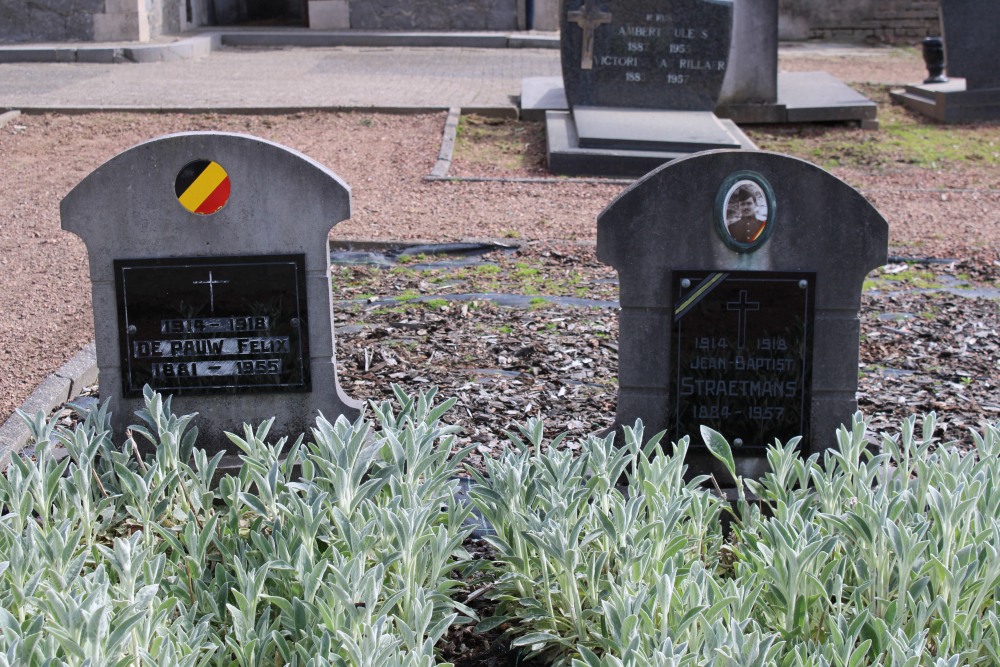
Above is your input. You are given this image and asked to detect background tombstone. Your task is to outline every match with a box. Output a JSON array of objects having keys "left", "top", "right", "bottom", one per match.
[
  {"left": 523, "top": 0, "right": 876, "bottom": 132},
  {"left": 714, "top": 0, "right": 876, "bottom": 127},
  {"left": 62, "top": 132, "right": 361, "bottom": 458},
  {"left": 545, "top": 0, "right": 756, "bottom": 177},
  {"left": 597, "top": 149, "right": 888, "bottom": 482},
  {"left": 891, "top": 0, "right": 1000, "bottom": 123}
]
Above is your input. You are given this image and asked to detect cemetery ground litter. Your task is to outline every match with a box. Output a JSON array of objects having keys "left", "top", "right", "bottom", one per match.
[{"left": 0, "top": 45, "right": 997, "bottom": 665}]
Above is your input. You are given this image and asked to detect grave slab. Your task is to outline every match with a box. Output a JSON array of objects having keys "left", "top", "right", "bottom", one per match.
[
  {"left": 891, "top": 79, "right": 1000, "bottom": 124},
  {"left": 545, "top": 110, "right": 755, "bottom": 177},
  {"left": 771, "top": 71, "right": 878, "bottom": 126},
  {"left": 62, "top": 132, "right": 361, "bottom": 458},
  {"left": 597, "top": 149, "right": 888, "bottom": 482},
  {"left": 524, "top": 72, "right": 878, "bottom": 126},
  {"left": 574, "top": 107, "right": 743, "bottom": 151}
]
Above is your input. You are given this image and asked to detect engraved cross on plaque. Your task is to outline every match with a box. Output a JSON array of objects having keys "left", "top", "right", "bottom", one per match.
[
  {"left": 568, "top": 0, "right": 612, "bottom": 70},
  {"left": 192, "top": 270, "right": 230, "bottom": 314},
  {"left": 727, "top": 290, "right": 760, "bottom": 349}
]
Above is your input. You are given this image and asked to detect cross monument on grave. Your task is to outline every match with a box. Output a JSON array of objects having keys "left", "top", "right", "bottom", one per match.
[{"left": 567, "top": 0, "right": 612, "bottom": 70}]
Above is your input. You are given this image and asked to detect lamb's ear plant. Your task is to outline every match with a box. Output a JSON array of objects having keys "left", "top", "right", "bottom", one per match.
[
  {"left": 474, "top": 412, "right": 1000, "bottom": 667},
  {"left": 1, "top": 384, "right": 471, "bottom": 666}
]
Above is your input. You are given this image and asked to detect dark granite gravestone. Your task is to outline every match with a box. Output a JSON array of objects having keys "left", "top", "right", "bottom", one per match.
[
  {"left": 560, "top": 0, "right": 732, "bottom": 111},
  {"left": 597, "top": 150, "right": 888, "bottom": 481},
  {"left": 939, "top": 0, "right": 1000, "bottom": 91},
  {"left": 523, "top": 0, "right": 877, "bottom": 130},
  {"left": 62, "top": 132, "right": 361, "bottom": 457},
  {"left": 546, "top": 0, "right": 757, "bottom": 177},
  {"left": 891, "top": 0, "right": 1000, "bottom": 123}
]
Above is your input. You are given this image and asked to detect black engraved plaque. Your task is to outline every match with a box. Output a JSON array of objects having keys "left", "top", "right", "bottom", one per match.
[
  {"left": 670, "top": 271, "right": 814, "bottom": 449},
  {"left": 114, "top": 255, "right": 310, "bottom": 397}
]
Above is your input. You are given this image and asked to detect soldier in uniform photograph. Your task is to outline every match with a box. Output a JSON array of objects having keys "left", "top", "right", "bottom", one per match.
[{"left": 725, "top": 183, "right": 767, "bottom": 243}]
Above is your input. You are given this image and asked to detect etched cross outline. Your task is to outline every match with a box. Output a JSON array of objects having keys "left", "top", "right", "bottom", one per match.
[
  {"left": 568, "top": 0, "right": 612, "bottom": 70},
  {"left": 192, "top": 270, "right": 230, "bottom": 314},
  {"left": 727, "top": 290, "right": 760, "bottom": 349}
]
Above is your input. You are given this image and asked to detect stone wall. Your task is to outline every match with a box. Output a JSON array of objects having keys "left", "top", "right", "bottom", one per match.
[
  {"left": 348, "top": 0, "right": 519, "bottom": 30},
  {"left": 0, "top": 0, "right": 105, "bottom": 42},
  {"left": 779, "top": 0, "right": 941, "bottom": 43},
  {"left": 0, "top": 0, "right": 208, "bottom": 43},
  {"left": 0, "top": 0, "right": 943, "bottom": 43}
]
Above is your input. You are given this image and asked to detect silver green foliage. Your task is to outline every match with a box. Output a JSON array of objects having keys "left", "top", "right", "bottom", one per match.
[
  {"left": 471, "top": 414, "right": 1000, "bottom": 667},
  {"left": 0, "top": 385, "right": 472, "bottom": 666}
]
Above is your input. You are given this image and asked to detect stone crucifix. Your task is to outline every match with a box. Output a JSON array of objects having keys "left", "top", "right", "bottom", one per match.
[{"left": 567, "top": 0, "right": 612, "bottom": 70}]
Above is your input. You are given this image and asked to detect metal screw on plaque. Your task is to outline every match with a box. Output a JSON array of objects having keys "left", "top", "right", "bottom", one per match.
[
  {"left": 681, "top": 278, "right": 692, "bottom": 289},
  {"left": 922, "top": 37, "right": 948, "bottom": 84},
  {"left": 733, "top": 438, "right": 744, "bottom": 447},
  {"left": 291, "top": 318, "right": 300, "bottom": 328},
  {"left": 799, "top": 280, "right": 808, "bottom": 289},
  {"left": 127, "top": 325, "right": 137, "bottom": 334}
]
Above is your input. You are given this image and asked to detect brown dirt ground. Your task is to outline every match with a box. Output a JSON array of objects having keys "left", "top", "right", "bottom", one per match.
[{"left": 0, "top": 46, "right": 997, "bottom": 434}]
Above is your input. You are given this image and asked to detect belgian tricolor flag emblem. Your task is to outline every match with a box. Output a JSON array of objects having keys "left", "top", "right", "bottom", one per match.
[{"left": 175, "top": 160, "right": 231, "bottom": 215}]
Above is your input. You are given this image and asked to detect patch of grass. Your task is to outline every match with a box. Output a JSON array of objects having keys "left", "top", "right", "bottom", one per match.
[
  {"left": 528, "top": 297, "right": 548, "bottom": 309},
  {"left": 474, "top": 264, "right": 501, "bottom": 275},
  {"left": 747, "top": 85, "right": 1000, "bottom": 168},
  {"left": 513, "top": 263, "right": 540, "bottom": 279},
  {"left": 396, "top": 290, "right": 420, "bottom": 302},
  {"left": 423, "top": 298, "right": 449, "bottom": 309},
  {"left": 453, "top": 114, "right": 546, "bottom": 172},
  {"left": 884, "top": 268, "right": 940, "bottom": 289}
]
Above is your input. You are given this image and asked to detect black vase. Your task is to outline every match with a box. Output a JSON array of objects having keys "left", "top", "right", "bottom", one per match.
[{"left": 922, "top": 37, "right": 948, "bottom": 84}]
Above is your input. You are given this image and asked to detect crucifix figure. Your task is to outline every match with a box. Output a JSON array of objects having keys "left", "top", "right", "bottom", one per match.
[
  {"left": 726, "top": 290, "right": 760, "bottom": 349},
  {"left": 567, "top": 0, "right": 612, "bottom": 70},
  {"left": 192, "top": 270, "right": 230, "bottom": 314}
]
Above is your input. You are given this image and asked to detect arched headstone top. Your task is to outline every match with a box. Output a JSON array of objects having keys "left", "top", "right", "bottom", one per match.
[
  {"left": 597, "top": 149, "right": 888, "bottom": 308},
  {"left": 63, "top": 132, "right": 351, "bottom": 280}
]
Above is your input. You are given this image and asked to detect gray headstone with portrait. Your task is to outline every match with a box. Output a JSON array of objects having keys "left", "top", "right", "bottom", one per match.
[
  {"left": 61, "top": 132, "right": 361, "bottom": 459},
  {"left": 546, "top": 0, "right": 756, "bottom": 177},
  {"left": 597, "top": 149, "right": 888, "bottom": 481},
  {"left": 890, "top": 0, "right": 1000, "bottom": 123}
]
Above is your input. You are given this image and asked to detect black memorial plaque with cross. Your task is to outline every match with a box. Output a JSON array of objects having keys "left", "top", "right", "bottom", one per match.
[
  {"left": 560, "top": 0, "right": 733, "bottom": 111},
  {"left": 670, "top": 270, "right": 815, "bottom": 449},
  {"left": 114, "top": 254, "right": 310, "bottom": 397}
]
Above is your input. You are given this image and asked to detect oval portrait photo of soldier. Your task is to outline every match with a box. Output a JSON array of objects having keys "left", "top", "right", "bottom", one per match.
[{"left": 723, "top": 180, "right": 768, "bottom": 244}]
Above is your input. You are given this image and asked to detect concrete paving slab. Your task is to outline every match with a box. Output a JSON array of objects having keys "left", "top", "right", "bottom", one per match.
[{"left": 0, "top": 45, "right": 560, "bottom": 114}]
